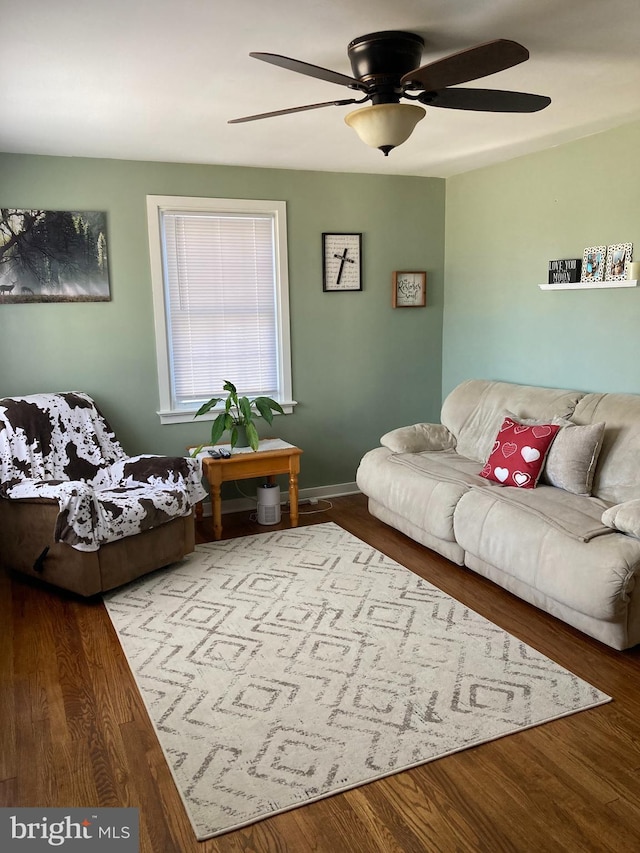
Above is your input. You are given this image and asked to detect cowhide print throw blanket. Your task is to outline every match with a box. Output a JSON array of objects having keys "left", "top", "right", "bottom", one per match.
[{"left": 0, "top": 392, "right": 206, "bottom": 551}]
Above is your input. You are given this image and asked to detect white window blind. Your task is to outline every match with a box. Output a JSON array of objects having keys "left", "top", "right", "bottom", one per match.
[{"left": 147, "top": 196, "right": 293, "bottom": 423}]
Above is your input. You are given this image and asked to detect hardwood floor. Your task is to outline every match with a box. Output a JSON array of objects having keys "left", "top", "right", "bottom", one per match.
[{"left": 2, "top": 493, "right": 640, "bottom": 852}]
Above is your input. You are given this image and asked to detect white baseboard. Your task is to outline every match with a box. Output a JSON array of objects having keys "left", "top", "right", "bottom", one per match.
[{"left": 198, "top": 481, "right": 360, "bottom": 517}]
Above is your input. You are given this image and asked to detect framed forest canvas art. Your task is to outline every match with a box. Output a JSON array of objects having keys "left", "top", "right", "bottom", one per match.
[{"left": 0, "top": 209, "right": 110, "bottom": 303}]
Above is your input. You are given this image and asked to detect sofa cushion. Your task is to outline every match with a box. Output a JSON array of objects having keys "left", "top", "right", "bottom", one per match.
[
  {"left": 480, "top": 417, "right": 560, "bottom": 489},
  {"left": 602, "top": 499, "right": 640, "bottom": 539},
  {"left": 454, "top": 487, "right": 637, "bottom": 622},
  {"left": 542, "top": 421, "right": 605, "bottom": 495},
  {"left": 440, "top": 379, "right": 584, "bottom": 463},
  {"left": 504, "top": 411, "right": 606, "bottom": 496},
  {"left": 356, "top": 447, "right": 480, "bottom": 545},
  {"left": 572, "top": 392, "right": 640, "bottom": 504}
]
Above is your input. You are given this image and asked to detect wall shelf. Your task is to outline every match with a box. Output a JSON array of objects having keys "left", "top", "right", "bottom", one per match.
[{"left": 539, "top": 280, "right": 638, "bottom": 291}]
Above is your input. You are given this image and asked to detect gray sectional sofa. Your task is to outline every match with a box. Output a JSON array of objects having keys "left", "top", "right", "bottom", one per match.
[{"left": 356, "top": 379, "right": 640, "bottom": 650}]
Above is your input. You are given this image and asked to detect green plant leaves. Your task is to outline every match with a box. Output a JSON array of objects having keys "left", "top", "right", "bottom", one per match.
[
  {"left": 254, "top": 396, "right": 285, "bottom": 425},
  {"left": 194, "top": 380, "right": 286, "bottom": 452},
  {"left": 239, "top": 396, "right": 253, "bottom": 424},
  {"left": 194, "top": 397, "right": 223, "bottom": 418},
  {"left": 246, "top": 421, "right": 260, "bottom": 451},
  {"left": 209, "top": 412, "right": 231, "bottom": 445}
]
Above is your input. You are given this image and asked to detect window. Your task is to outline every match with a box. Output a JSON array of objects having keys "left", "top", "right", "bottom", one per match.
[{"left": 147, "top": 196, "right": 294, "bottom": 424}]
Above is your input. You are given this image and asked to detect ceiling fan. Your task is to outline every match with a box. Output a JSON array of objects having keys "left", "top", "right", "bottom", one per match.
[{"left": 229, "top": 31, "right": 551, "bottom": 156}]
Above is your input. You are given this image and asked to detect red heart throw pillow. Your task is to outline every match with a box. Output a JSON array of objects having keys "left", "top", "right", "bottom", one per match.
[{"left": 480, "top": 417, "right": 560, "bottom": 488}]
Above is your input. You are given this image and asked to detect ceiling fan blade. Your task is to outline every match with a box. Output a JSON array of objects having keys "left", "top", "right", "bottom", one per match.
[
  {"left": 228, "top": 98, "right": 361, "bottom": 124},
  {"left": 250, "top": 52, "right": 367, "bottom": 91},
  {"left": 401, "top": 39, "right": 529, "bottom": 91},
  {"left": 420, "top": 87, "right": 551, "bottom": 113}
]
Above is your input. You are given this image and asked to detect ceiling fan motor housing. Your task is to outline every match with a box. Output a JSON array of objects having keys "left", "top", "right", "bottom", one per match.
[{"left": 347, "top": 31, "right": 424, "bottom": 104}]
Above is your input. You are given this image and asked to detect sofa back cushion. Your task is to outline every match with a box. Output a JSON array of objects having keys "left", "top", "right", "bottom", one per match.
[
  {"left": 0, "top": 392, "right": 126, "bottom": 487},
  {"left": 572, "top": 392, "right": 640, "bottom": 504},
  {"left": 440, "top": 379, "right": 584, "bottom": 463}
]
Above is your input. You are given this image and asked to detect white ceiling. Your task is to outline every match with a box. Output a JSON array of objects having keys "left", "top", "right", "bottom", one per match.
[{"left": 3, "top": 0, "right": 640, "bottom": 178}]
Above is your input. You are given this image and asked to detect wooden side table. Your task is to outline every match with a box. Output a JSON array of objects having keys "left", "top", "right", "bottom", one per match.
[{"left": 193, "top": 440, "right": 303, "bottom": 540}]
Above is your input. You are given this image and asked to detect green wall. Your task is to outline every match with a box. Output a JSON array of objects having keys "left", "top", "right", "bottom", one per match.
[
  {"left": 0, "top": 154, "right": 445, "bottom": 490},
  {"left": 443, "top": 120, "right": 640, "bottom": 397},
  {"left": 6, "top": 119, "right": 635, "bottom": 497}
]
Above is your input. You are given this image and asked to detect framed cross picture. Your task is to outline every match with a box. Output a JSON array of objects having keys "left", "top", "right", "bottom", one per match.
[{"left": 322, "top": 233, "right": 362, "bottom": 291}]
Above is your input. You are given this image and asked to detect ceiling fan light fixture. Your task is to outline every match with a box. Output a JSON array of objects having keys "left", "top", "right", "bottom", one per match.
[{"left": 344, "top": 103, "right": 426, "bottom": 155}]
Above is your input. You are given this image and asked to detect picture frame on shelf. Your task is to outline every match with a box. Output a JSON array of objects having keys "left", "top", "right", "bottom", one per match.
[
  {"left": 392, "top": 271, "right": 426, "bottom": 307},
  {"left": 580, "top": 246, "right": 606, "bottom": 283},
  {"left": 605, "top": 242, "right": 633, "bottom": 281}
]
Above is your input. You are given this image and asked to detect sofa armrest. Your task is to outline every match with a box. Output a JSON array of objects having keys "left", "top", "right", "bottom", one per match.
[
  {"left": 97, "top": 454, "right": 207, "bottom": 505},
  {"left": 380, "top": 423, "right": 456, "bottom": 454},
  {"left": 2, "top": 478, "right": 86, "bottom": 500},
  {"left": 602, "top": 499, "right": 640, "bottom": 539}
]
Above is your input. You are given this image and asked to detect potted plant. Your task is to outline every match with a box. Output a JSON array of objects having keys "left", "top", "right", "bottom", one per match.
[{"left": 193, "top": 379, "right": 284, "bottom": 452}]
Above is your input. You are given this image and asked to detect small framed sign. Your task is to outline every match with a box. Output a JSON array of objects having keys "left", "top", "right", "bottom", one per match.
[
  {"left": 392, "top": 271, "right": 426, "bottom": 307},
  {"left": 322, "top": 233, "right": 362, "bottom": 291},
  {"left": 548, "top": 258, "right": 582, "bottom": 284}
]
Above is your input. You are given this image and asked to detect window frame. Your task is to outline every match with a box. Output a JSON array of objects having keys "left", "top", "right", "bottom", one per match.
[{"left": 147, "top": 195, "right": 294, "bottom": 425}]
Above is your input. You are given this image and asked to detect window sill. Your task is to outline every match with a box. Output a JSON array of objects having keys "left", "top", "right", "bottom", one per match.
[{"left": 157, "top": 400, "right": 297, "bottom": 425}]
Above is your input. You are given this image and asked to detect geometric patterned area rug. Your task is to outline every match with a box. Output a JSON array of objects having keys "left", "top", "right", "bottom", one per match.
[{"left": 103, "top": 522, "right": 611, "bottom": 840}]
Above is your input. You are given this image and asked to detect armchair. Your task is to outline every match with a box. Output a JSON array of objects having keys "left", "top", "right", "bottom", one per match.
[{"left": 0, "top": 392, "right": 206, "bottom": 595}]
